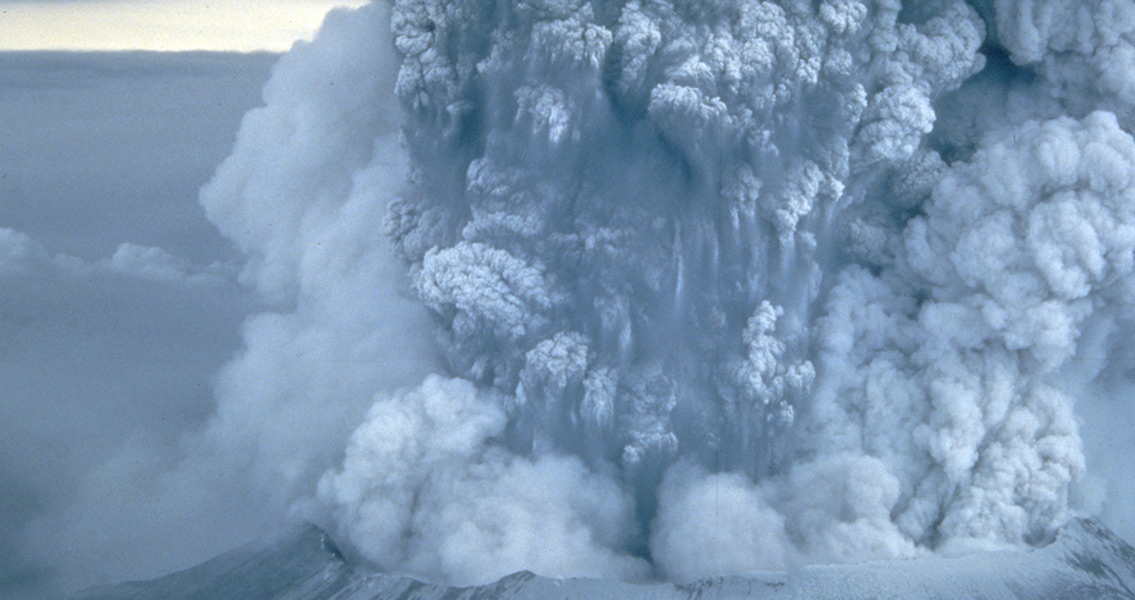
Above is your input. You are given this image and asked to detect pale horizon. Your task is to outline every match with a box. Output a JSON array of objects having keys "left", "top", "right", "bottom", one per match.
[{"left": 0, "top": 0, "right": 369, "bottom": 52}]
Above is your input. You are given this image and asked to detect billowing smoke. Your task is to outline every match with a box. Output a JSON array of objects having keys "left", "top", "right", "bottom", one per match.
[
  {"left": 18, "top": 6, "right": 437, "bottom": 591},
  {"left": 193, "top": 0, "right": 1135, "bottom": 587},
  {"left": 317, "top": 375, "right": 648, "bottom": 582}
]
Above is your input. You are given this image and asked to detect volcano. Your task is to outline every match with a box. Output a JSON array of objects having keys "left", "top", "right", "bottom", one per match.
[{"left": 74, "top": 517, "right": 1135, "bottom": 600}]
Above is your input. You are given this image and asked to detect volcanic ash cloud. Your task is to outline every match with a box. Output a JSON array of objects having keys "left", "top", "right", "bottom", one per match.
[{"left": 192, "top": 0, "right": 1135, "bottom": 585}]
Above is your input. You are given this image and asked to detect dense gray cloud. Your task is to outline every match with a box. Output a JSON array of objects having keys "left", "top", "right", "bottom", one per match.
[
  {"left": 320, "top": 0, "right": 1135, "bottom": 583},
  {"left": 196, "top": 3, "right": 440, "bottom": 514}
]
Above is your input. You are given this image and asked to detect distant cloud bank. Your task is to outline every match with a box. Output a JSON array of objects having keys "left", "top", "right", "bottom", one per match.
[{"left": 0, "top": 1, "right": 368, "bottom": 51}]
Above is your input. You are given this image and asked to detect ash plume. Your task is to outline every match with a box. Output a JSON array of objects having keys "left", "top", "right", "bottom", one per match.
[{"left": 187, "top": 0, "right": 1135, "bottom": 586}]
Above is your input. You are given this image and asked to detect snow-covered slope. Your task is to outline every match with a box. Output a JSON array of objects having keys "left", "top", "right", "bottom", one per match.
[{"left": 73, "top": 517, "right": 1135, "bottom": 600}]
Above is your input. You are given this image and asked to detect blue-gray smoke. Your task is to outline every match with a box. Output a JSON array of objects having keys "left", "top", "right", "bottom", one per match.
[{"left": 191, "top": 0, "right": 1135, "bottom": 586}]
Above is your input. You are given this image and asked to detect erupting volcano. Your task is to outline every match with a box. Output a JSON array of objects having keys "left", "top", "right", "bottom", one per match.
[{"left": 19, "top": 1, "right": 1135, "bottom": 597}]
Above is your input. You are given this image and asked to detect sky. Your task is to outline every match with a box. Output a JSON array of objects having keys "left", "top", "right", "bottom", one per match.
[{"left": 0, "top": 0, "right": 368, "bottom": 51}]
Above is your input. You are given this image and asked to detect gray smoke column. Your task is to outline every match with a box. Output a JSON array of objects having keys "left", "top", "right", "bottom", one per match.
[{"left": 200, "top": 0, "right": 1135, "bottom": 587}]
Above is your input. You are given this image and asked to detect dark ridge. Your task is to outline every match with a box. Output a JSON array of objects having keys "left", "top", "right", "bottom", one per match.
[{"left": 72, "top": 525, "right": 350, "bottom": 600}]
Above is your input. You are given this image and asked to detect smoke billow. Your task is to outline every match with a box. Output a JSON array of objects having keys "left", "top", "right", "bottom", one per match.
[
  {"left": 317, "top": 375, "right": 648, "bottom": 583},
  {"left": 18, "top": 7, "right": 436, "bottom": 592},
  {"left": 193, "top": 0, "right": 1135, "bottom": 587}
]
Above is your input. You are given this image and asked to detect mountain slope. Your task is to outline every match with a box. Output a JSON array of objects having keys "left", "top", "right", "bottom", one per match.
[{"left": 74, "top": 518, "right": 1135, "bottom": 600}]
